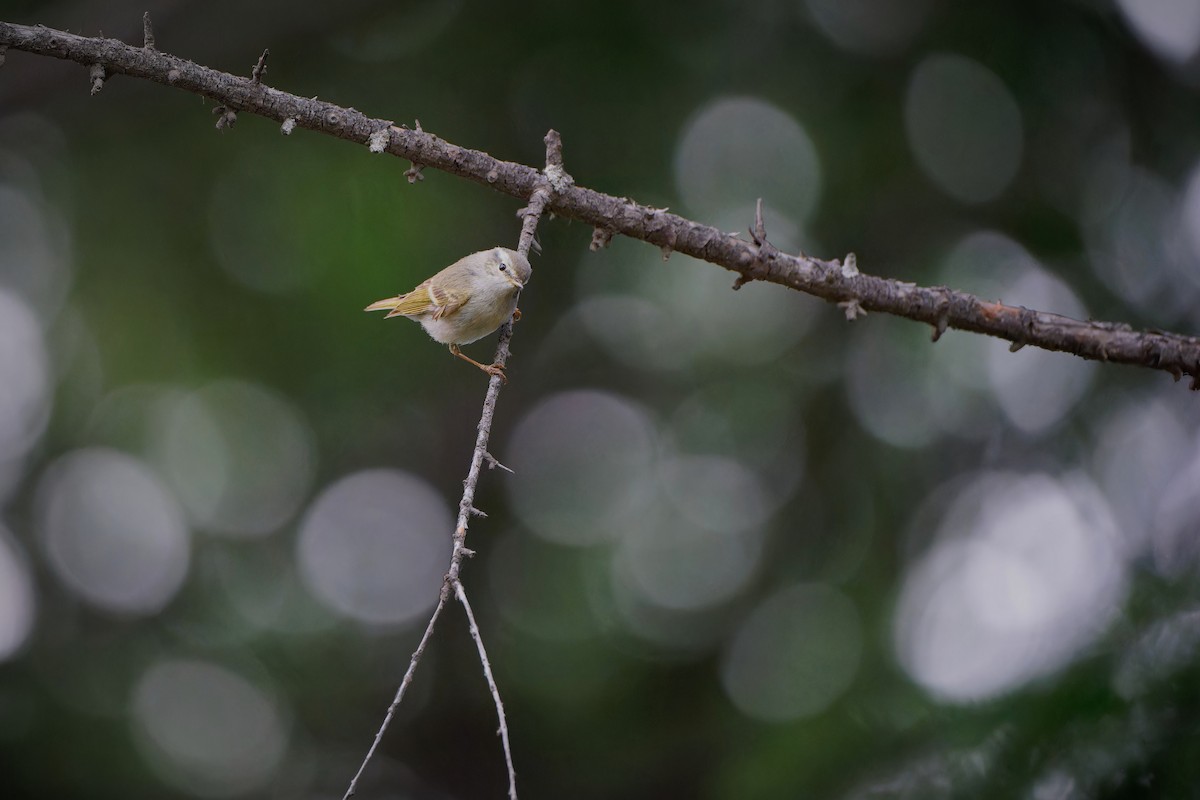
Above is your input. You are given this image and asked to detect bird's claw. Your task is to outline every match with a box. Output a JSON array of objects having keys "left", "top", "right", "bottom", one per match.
[{"left": 485, "top": 363, "right": 508, "bottom": 384}]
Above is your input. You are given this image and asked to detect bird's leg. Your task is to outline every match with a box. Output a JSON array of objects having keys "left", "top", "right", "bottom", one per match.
[
  {"left": 449, "top": 344, "right": 507, "bottom": 383},
  {"left": 512, "top": 308, "right": 522, "bottom": 322}
]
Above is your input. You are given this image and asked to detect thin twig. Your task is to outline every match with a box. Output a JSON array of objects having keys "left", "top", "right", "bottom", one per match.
[
  {"left": 342, "top": 587, "right": 451, "bottom": 800},
  {"left": 2, "top": 20, "right": 1198, "bottom": 387},
  {"left": 455, "top": 579, "right": 517, "bottom": 800}
]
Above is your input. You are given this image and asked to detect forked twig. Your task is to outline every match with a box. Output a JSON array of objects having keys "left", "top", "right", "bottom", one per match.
[{"left": 342, "top": 130, "right": 565, "bottom": 800}]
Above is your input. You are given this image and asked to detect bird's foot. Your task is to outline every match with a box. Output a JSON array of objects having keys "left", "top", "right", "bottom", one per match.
[{"left": 484, "top": 363, "right": 508, "bottom": 384}]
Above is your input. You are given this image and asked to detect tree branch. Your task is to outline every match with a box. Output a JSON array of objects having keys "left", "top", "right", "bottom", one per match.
[{"left": 1, "top": 18, "right": 1199, "bottom": 388}]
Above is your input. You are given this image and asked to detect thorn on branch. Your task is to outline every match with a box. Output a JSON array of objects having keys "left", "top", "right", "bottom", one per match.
[
  {"left": 251, "top": 49, "right": 269, "bottom": 83},
  {"left": 88, "top": 63, "right": 106, "bottom": 95},
  {"left": 659, "top": 225, "right": 678, "bottom": 261},
  {"left": 840, "top": 252, "right": 859, "bottom": 278},
  {"left": 750, "top": 197, "right": 769, "bottom": 247},
  {"left": 281, "top": 117, "right": 297, "bottom": 135},
  {"left": 839, "top": 299, "right": 867, "bottom": 320},
  {"left": 1009, "top": 340, "right": 1026, "bottom": 353},
  {"left": 590, "top": 226, "right": 613, "bottom": 251},
  {"left": 469, "top": 506, "right": 488, "bottom": 518},
  {"left": 142, "top": 12, "right": 156, "bottom": 50},
  {"left": 213, "top": 105, "right": 238, "bottom": 130},
  {"left": 931, "top": 314, "right": 948, "bottom": 342},
  {"left": 931, "top": 294, "right": 950, "bottom": 342},
  {"left": 484, "top": 452, "right": 514, "bottom": 473},
  {"left": 734, "top": 198, "right": 776, "bottom": 289}
]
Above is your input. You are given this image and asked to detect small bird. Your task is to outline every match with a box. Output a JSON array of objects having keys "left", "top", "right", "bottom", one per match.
[{"left": 365, "top": 247, "right": 532, "bottom": 381}]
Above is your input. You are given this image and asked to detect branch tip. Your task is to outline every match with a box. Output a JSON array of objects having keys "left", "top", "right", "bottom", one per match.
[{"left": 142, "top": 12, "right": 156, "bottom": 50}]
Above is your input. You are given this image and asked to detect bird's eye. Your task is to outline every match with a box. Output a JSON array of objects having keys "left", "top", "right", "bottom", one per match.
[{"left": 499, "top": 264, "right": 507, "bottom": 271}]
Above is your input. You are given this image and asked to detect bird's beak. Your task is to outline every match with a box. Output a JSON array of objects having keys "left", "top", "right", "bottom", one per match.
[{"left": 505, "top": 272, "right": 525, "bottom": 291}]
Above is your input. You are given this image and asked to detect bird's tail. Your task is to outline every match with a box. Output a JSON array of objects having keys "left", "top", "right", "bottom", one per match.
[{"left": 364, "top": 295, "right": 403, "bottom": 314}]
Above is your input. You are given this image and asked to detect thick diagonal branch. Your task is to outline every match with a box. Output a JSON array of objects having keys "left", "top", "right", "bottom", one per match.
[{"left": 2, "top": 20, "right": 1199, "bottom": 387}]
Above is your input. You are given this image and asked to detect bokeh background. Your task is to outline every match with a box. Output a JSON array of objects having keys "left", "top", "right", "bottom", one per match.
[{"left": 3, "top": 0, "right": 1200, "bottom": 797}]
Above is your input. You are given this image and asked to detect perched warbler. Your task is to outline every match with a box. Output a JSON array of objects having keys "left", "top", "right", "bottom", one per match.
[{"left": 365, "top": 247, "right": 531, "bottom": 381}]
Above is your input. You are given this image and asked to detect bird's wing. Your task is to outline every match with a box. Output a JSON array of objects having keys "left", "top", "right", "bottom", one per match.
[
  {"left": 364, "top": 281, "right": 467, "bottom": 320},
  {"left": 426, "top": 283, "right": 468, "bottom": 320}
]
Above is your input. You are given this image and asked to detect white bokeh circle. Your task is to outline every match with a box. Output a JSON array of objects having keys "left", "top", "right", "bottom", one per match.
[{"left": 297, "top": 469, "right": 449, "bottom": 626}]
